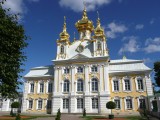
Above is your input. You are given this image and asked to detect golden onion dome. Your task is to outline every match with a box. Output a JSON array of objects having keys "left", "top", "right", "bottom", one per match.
[
  {"left": 59, "top": 16, "right": 70, "bottom": 41},
  {"left": 75, "top": 7, "right": 94, "bottom": 32},
  {"left": 94, "top": 12, "right": 105, "bottom": 36}
]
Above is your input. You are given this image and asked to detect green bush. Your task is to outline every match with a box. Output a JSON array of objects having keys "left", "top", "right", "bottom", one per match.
[
  {"left": 11, "top": 102, "right": 20, "bottom": 108},
  {"left": 55, "top": 108, "right": 61, "bottom": 120},
  {"left": 83, "top": 108, "right": 86, "bottom": 117},
  {"left": 15, "top": 113, "right": 21, "bottom": 120},
  {"left": 106, "top": 101, "right": 116, "bottom": 115}
]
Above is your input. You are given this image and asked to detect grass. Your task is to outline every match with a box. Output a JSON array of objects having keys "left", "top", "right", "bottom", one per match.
[{"left": 126, "top": 116, "right": 148, "bottom": 120}]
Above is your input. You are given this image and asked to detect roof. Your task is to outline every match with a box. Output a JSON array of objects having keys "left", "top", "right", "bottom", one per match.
[
  {"left": 24, "top": 65, "right": 54, "bottom": 78},
  {"left": 109, "top": 59, "right": 152, "bottom": 73}
]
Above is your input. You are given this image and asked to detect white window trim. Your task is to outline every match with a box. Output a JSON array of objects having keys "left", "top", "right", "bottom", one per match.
[
  {"left": 137, "top": 96, "right": 146, "bottom": 109},
  {"left": 77, "top": 79, "right": 84, "bottom": 92},
  {"left": 124, "top": 96, "right": 133, "bottom": 110},
  {"left": 113, "top": 96, "right": 121, "bottom": 110},
  {"left": 37, "top": 99, "right": 43, "bottom": 110},
  {"left": 28, "top": 81, "right": 34, "bottom": 94},
  {"left": 111, "top": 77, "right": 120, "bottom": 92},
  {"left": 122, "top": 76, "right": 132, "bottom": 92},
  {"left": 63, "top": 79, "right": 70, "bottom": 93},
  {"left": 91, "top": 65, "right": 98, "bottom": 73},
  {"left": 91, "top": 78, "right": 99, "bottom": 92},
  {"left": 28, "top": 99, "right": 33, "bottom": 110},
  {"left": 135, "top": 76, "right": 145, "bottom": 92},
  {"left": 47, "top": 81, "right": 53, "bottom": 93}
]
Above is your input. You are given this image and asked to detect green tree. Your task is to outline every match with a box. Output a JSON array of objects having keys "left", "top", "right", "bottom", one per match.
[
  {"left": 106, "top": 101, "right": 116, "bottom": 119},
  {"left": 55, "top": 108, "right": 61, "bottom": 120},
  {"left": 0, "top": 0, "right": 28, "bottom": 99},
  {"left": 154, "top": 61, "right": 160, "bottom": 87}
]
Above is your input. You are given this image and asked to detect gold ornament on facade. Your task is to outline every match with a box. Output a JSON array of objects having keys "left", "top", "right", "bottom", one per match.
[
  {"left": 58, "top": 16, "right": 70, "bottom": 42},
  {"left": 75, "top": 3, "right": 94, "bottom": 32},
  {"left": 94, "top": 11, "right": 105, "bottom": 37}
]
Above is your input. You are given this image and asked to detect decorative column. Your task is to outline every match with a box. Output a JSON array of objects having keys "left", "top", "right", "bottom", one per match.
[
  {"left": 71, "top": 66, "right": 75, "bottom": 94},
  {"left": 99, "top": 65, "right": 103, "bottom": 92},
  {"left": 85, "top": 65, "right": 89, "bottom": 94},
  {"left": 103, "top": 64, "right": 110, "bottom": 94}
]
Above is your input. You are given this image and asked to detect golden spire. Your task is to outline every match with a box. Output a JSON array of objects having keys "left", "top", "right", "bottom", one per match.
[
  {"left": 59, "top": 16, "right": 70, "bottom": 41},
  {"left": 94, "top": 11, "right": 104, "bottom": 37},
  {"left": 82, "top": 0, "right": 88, "bottom": 19},
  {"left": 63, "top": 16, "right": 67, "bottom": 32}
]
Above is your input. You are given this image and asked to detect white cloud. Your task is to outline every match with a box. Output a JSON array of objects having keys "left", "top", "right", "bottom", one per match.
[
  {"left": 119, "top": 36, "right": 140, "bottom": 54},
  {"left": 28, "top": 0, "right": 40, "bottom": 2},
  {"left": 59, "top": 0, "right": 112, "bottom": 12},
  {"left": 144, "top": 37, "right": 160, "bottom": 53},
  {"left": 1, "top": 0, "right": 25, "bottom": 14},
  {"left": 135, "top": 24, "right": 144, "bottom": 30},
  {"left": 106, "top": 22, "right": 128, "bottom": 39}
]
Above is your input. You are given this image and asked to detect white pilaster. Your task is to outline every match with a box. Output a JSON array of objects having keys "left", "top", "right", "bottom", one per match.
[{"left": 85, "top": 65, "right": 89, "bottom": 94}]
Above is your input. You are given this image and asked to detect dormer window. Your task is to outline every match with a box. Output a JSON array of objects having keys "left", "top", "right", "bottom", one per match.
[
  {"left": 64, "top": 68, "right": 69, "bottom": 74},
  {"left": 77, "top": 67, "right": 83, "bottom": 73},
  {"left": 91, "top": 66, "right": 98, "bottom": 72},
  {"left": 97, "top": 41, "right": 101, "bottom": 50},
  {"left": 60, "top": 45, "right": 64, "bottom": 54}
]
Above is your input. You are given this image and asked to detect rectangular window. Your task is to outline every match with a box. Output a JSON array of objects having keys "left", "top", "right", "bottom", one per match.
[
  {"left": 114, "top": 99, "right": 120, "bottom": 109},
  {"left": 63, "top": 99, "right": 69, "bottom": 109},
  {"left": 77, "top": 67, "right": 83, "bottom": 73},
  {"left": 77, "top": 80, "right": 83, "bottom": 92},
  {"left": 29, "top": 100, "right": 33, "bottom": 109},
  {"left": 126, "top": 99, "right": 132, "bottom": 109},
  {"left": 77, "top": 98, "right": 83, "bottom": 109},
  {"left": 137, "top": 79, "right": 144, "bottom": 90},
  {"left": 48, "top": 83, "right": 53, "bottom": 93},
  {"left": 113, "top": 81, "right": 119, "bottom": 91},
  {"left": 40, "top": 83, "right": 44, "bottom": 93},
  {"left": 91, "top": 66, "right": 98, "bottom": 72},
  {"left": 64, "top": 68, "right": 69, "bottom": 74},
  {"left": 139, "top": 99, "right": 146, "bottom": 109},
  {"left": 30, "top": 83, "right": 34, "bottom": 93},
  {"left": 124, "top": 79, "right": 131, "bottom": 91},
  {"left": 92, "top": 98, "right": 98, "bottom": 109},
  {"left": 47, "top": 100, "right": 52, "bottom": 109},
  {"left": 38, "top": 100, "right": 43, "bottom": 109}
]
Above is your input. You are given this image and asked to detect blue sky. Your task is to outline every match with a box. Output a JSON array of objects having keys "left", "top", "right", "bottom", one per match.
[{"left": 2, "top": 0, "right": 160, "bottom": 91}]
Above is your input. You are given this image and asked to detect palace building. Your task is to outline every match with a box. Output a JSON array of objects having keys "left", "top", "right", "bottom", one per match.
[{"left": 22, "top": 7, "right": 153, "bottom": 115}]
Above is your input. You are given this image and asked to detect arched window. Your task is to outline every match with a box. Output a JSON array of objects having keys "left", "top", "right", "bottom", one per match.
[
  {"left": 60, "top": 45, "right": 64, "bottom": 54},
  {"left": 77, "top": 67, "right": 83, "bottom": 73},
  {"left": 77, "top": 79, "right": 83, "bottom": 92},
  {"left": 97, "top": 41, "right": 101, "bottom": 50},
  {"left": 92, "top": 78, "right": 98, "bottom": 91},
  {"left": 63, "top": 80, "right": 69, "bottom": 92}
]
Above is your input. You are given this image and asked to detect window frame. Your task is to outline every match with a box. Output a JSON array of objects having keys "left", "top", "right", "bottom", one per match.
[
  {"left": 60, "top": 45, "right": 64, "bottom": 54},
  {"left": 77, "top": 98, "right": 83, "bottom": 109},
  {"left": 28, "top": 100, "right": 33, "bottom": 109},
  {"left": 47, "top": 100, "right": 52, "bottom": 109},
  {"left": 63, "top": 98, "right": 69, "bottom": 109},
  {"left": 91, "top": 78, "right": 98, "bottom": 92},
  {"left": 124, "top": 79, "right": 131, "bottom": 91},
  {"left": 38, "top": 99, "right": 43, "bottom": 110},
  {"left": 30, "top": 83, "right": 34, "bottom": 93},
  {"left": 77, "top": 67, "right": 83, "bottom": 73},
  {"left": 91, "top": 66, "right": 98, "bottom": 73},
  {"left": 126, "top": 97, "right": 132, "bottom": 109},
  {"left": 97, "top": 41, "right": 101, "bottom": 50},
  {"left": 92, "top": 98, "right": 98, "bottom": 109},
  {"left": 113, "top": 80, "right": 119, "bottom": 91},
  {"left": 39, "top": 83, "right": 44, "bottom": 93},
  {"left": 63, "top": 80, "right": 70, "bottom": 92},
  {"left": 48, "top": 82, "right": 53, "bottom": 93},
  {"left": 77, "top": 79, "right": 83, "bottom": 92},
  {"left": 114, "top": 98, "right": 121, "bottom": 109},
  {"left": 137, "top": 78, "right": 144, "bottom": 91},
  {"left": 64, "top": 68, "right": 70, "bottom": 74}
]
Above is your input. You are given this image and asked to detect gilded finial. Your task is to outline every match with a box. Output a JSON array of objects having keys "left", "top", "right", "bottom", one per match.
[
  {"left": 123, "top": 55, "right": 127, "bottom": 60},
  {"left": 97, "top": 11, "right": 101, "bottom": 26},
  {"left": 83, "top": 0, "right": 86, "bottom": 10},
  {"left": 82, "top": 0, "right": 88, "bottom": 19},
  {"left": 63, "top": 16, "right": 67, "bottom": 32}
]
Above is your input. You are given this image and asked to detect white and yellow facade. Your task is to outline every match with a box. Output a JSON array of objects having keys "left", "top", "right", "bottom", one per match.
[{"left": 22, "top": 7, "right": 153, "bottom": 115}]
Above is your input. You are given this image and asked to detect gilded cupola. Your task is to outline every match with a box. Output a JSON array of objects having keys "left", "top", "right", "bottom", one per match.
[
  {"left": 94, "top": 12, "right": 105, "bottom": 37},
  {"left": 58, "top": 16, "right": 70, "bottom": 42},
  {"left": 75, "top": 6, "right": 94, "bottom": 32}
]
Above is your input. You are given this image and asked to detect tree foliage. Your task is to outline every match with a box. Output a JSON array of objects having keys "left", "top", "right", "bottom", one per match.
[
  {"left": 106, "top": 101, "right": 116, "bottom": 115},
  {"left": 154, "top": 61, "right": 160, "bottom": 87},
  {"left": 11, "top": 102, "right": 20, "bottom": 108},
  {"left": 0, "top": 0, "right": 28, "bottom": 99}
]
